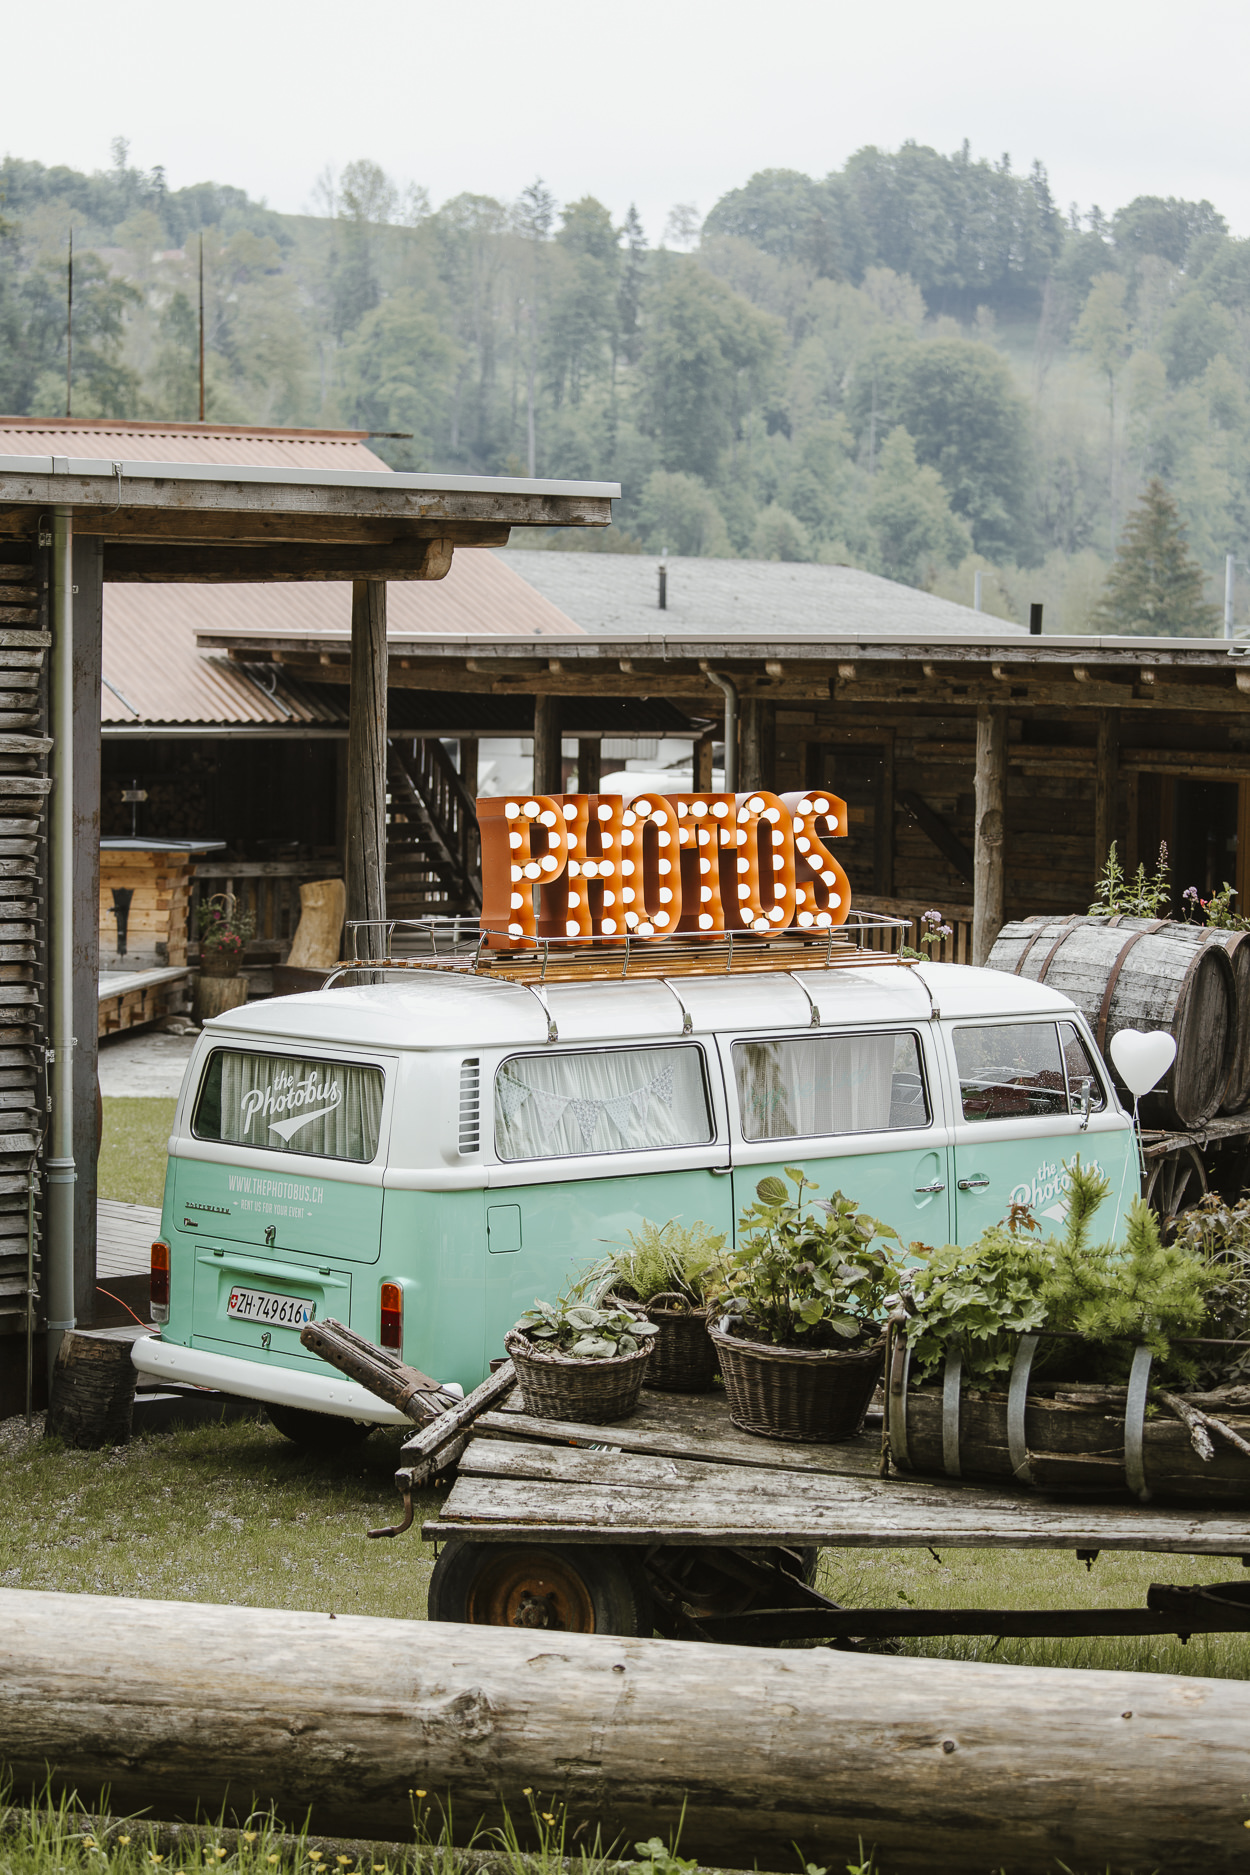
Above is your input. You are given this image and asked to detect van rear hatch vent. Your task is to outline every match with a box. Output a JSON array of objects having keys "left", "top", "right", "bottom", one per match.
[{"left": 458, "top": 1058, "right": 481, "bottom": 1154}]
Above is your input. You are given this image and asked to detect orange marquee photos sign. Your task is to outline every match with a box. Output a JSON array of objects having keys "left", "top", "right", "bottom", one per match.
[{"left": 478, "top": 789, "right": 852, "bottom": 948}]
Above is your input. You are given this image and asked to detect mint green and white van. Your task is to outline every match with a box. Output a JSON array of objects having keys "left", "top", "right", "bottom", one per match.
[{"left": 131, "top": 961, "right": 1138, "bottom": 1442}]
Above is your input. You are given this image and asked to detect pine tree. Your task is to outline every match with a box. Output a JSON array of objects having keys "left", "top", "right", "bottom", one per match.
[{"left": 1092, "top": 479, "right": 1220, "bottom": 637}]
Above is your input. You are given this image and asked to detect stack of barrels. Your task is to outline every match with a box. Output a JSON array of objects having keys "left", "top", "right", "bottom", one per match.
[{"left": 986, "top": 916, "right": 1250, "bottom": 1128}]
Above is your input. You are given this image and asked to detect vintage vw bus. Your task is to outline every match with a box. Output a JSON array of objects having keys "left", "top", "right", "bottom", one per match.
[{"left": 131, "top": 957, "right": 1138, "bottom": 1442}]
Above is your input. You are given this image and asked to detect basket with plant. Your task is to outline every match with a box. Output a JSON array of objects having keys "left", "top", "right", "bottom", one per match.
[
  {"left": 887, "top": 1161, "right": 1250, "bottom": 1502},
  {"left": 504, "top": 1289, "right": 659, "bottom": 1424},
  {"left": 196, "top": 892, "right": 257, "bottom": 978},
  {"left": 709, "top": 1169, "right": 901, "bottom": 1443},
  {"left": 595, "top": 1218, "right": 726, "bottom": 1393}
]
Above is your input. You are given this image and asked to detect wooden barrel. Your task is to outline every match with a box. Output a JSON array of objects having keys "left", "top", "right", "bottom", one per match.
[{"left": 987, "top": 916, "right": 1235, "bottom": 1127}]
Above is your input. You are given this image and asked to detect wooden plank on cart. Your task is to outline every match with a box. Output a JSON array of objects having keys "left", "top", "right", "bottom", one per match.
[
  {"left": 424, "top": 1440, "right": 1250, "bottom": 1554},
  {"left": 475, "top": 1393, "right": 884, "bottom": 1480},
  {"left": 394, "top": 1360, "right": 517, "bottom": 1485}
]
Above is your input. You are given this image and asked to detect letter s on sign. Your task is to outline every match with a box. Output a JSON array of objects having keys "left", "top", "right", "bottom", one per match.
[{"left": 781, "top": 790, "right": 851, "bottom": 930}]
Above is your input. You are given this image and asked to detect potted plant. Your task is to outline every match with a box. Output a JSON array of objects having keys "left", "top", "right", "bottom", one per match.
[
  {"left": 505, "top": 1291, "right": 659, "bottom": 1425},
  {"left": 197, "top": 892, "right": 256, "bottom": 978},
  {"left": 600, "top": 1219, "right": 727, "bottom": 1393},
  {"left": 709, "top": 1169, "right": 900, "bottom": 1443}
]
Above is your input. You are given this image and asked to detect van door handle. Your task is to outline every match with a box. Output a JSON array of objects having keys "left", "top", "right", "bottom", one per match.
[
  {"left": 958, "top": 1174, "right": 991, "bottom": 1191},
  {"left": 710, "top": 1166, "right": 732, "bottom": 1176},
  {"left": 914, "top": 1180, "right": 946, "bottom": 1193}
]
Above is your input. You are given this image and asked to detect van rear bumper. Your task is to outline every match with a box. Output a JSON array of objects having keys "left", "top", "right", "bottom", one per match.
[{"left": 129, "top": 1335, "right": 411, "bottom": 1426}]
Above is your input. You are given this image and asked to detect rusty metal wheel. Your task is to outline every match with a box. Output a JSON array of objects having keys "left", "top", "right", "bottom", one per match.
[
  {"left": 427, "top": 1539, "right": 651, "bottom": 1635},
  {"left": 1144, "top": 1144, "right": 1208, "bottom": 1239}
]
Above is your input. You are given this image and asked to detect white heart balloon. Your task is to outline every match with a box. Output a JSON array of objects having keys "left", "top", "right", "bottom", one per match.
[{"left": 1109, "top": 1027, "right": 1177, "bottom": 1098}]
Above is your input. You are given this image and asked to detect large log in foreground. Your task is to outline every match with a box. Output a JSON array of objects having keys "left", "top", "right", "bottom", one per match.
[{"left": 1, "top": 1589, "right": 1248, "bottom": 1874}]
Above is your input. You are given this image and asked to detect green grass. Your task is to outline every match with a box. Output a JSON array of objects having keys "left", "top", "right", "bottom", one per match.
[
  {"left": 0, "top": 1413, "right": 439, "bottom": 1619},
  {"left": 98, "top": 1098, "right": 176, "bottom": 1208}
]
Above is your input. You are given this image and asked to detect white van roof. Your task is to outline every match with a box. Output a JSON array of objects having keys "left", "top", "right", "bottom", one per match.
[{"left": 204, "top": 962, "right": 1077, "bottom": 1053}]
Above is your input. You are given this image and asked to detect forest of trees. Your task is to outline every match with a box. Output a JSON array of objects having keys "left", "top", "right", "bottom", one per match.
[{"left": 1, "top": 136, "right": 1248, "bottom": 632}]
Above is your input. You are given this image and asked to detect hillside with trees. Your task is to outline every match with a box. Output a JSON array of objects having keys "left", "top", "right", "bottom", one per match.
[{"left": 1, "top": 137, "right": 1248, "bottom": 632}]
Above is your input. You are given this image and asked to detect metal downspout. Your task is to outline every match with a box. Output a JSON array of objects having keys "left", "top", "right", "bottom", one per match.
[
  {"left": 46, "top": 506, "right": 75, "bottom": 1378},
  {"left": 701, "top": 668, "right": 738, "bottom": 792}
]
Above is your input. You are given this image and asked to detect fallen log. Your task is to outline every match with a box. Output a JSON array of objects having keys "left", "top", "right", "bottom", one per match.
[{"left": 1, "top": 1588, "right": 1248, "bottom": 1874}]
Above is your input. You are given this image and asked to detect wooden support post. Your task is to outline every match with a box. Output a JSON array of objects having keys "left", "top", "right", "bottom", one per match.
[
  {"left": 1095, "top": 710, "right": 1119, "bottom": 878},
  {"left": 71, "top": 536, "right": 102, "bottom": 1326},
  {"left": 972, "top": 706, "right": 1006, "bottom": 966},
  {"left": 3, "top": 1586, "right": 1249, "bottom": 1873},
  {"left": 345, "top": 580, "right": 387, "bottom": 959},
  {"left": 458, "top": 737, "right": 479, "bottom": 800},
  {"left": 693, "top": 732, "right": 713, "bottom": 793},
  {"left": 576, "top": 738, "right": 600, "bottom": 795},
  {"left": 878, "top": 731, "right": 895, "bottom": 897},
  {"left": 740, "top": 697, "right": 762, "bottom": 792},
  {"left": 1238, "top": 781, "right": 1250, "bottom": 923},
  {"left": 532, "top": 695, "right": 561, "bottom": 795}
]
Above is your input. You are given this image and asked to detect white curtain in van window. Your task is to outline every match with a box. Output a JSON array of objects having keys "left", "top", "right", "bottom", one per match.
[
  {"left": 217, "top": 1052, "right": 383, "bottom": 1162},
  {"left": 734, "top": 1034, "right": 904, "bottom": 1140},
  {"left": 495, "top": 1046, "right": 712, "bottom": 1160}
]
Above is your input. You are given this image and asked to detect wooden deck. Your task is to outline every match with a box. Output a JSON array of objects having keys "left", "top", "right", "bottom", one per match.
[
  {"left": 97, "top": 1199, "right": 162, "bottom": 1280},
  {"left": 423, "top": 1388, "right": 1250, "bottom": 1558}
]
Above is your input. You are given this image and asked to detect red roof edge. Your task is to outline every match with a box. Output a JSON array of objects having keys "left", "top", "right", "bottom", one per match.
[{"left": 0, "top": 415, "right": 372, "bottom": 443}]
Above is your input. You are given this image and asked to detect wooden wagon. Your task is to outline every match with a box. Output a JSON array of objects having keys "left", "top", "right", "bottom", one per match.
[{"left": 370, "top": 1360, "right": 1250, "bottom": 1647}]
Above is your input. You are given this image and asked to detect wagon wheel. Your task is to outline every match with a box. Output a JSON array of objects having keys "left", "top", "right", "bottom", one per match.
[
  {"left": 1144, "top": 1145, "right": 1208, "bottom": 1239},
  {"left": 427, "top": 1538, "right": 651, "bottom": 1636}
]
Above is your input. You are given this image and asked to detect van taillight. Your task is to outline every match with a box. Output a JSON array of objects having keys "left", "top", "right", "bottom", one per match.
[
  {"left": 380, "top": 1282, "right": 402, "bottom": 1350},
  {"left": 151, "top": 1241, "right": 170, "bottom": 1321}
]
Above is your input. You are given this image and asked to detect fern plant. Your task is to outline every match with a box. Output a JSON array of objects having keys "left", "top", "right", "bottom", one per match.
[{"left": 604, "top": 1217, "right": 727, "bottom": 1310}]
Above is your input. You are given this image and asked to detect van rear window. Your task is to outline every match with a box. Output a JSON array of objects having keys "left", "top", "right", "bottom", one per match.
[
  {"left": 192, "top": 1050, "right": 384, "bottom": 1163},
  {"left": 733, "top": 1032, "right": 929, "bottom": 1140},
  {"left": 495, "top": 1044, "right": 713, "bottom": 1160}
]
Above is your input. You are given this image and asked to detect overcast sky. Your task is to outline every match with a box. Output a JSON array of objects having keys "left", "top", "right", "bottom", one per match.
[{"left": 6, "top": 0, "right": 1249, "bottom": 242}]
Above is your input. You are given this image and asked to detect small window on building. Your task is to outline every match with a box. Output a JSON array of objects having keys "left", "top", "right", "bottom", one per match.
[
  {"left": 495, "top": 1044, "right": 713, "bottom": 1161},
  {"left": 193, "top": 1050, "right": 384, "bottom": 1162},
  {"left": 954, "top": 1023, "right": 1068, "bottom": 1122},
  {"left": 1060, "top": 1021, "right": 1107, "bottom": 1112},
  {"left": 733, "top": 1032, "right": 929, "bottom": 1141}
]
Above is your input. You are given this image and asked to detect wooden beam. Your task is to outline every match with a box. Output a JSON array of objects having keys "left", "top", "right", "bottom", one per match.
[
  {"left": 344, "top": 581, "right": 388, "bottom": 956},
  {"left": 1095, "top": 710, "right": 1120, "bottom": 876},
  {"left": 878, "top": 729, "right": 895, "bottom": 897},
  {"left": 576, "top": 738, "right": 601, "bottom": 793},
  {"left": 77, "top": 511, "right": 500, "bottom": 547},
  {"left": 102, "top": 540, "right": 456, "bottom": 583},
  {"left": 973, "top": 705, "right": 1007, "bottom": 965},
  {"left": 532, "top": 694, "right": 562, "bottom": 794},
  {"left": 693, "top": 731, "right": 714, "bottom": 792},
  {"left": 897, "top": 790, "right": 975, "bottom": 886},
  {"left": 740, "top": 696, "right": 762, "bottom": 792},
  {"left": 3, "top": 1586, "right": 1250, "bottom": 1873}
]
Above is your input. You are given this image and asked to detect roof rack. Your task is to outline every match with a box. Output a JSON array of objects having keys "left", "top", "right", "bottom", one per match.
[{"left": 325, "top": 912, "right": 913, "bottom": 989}]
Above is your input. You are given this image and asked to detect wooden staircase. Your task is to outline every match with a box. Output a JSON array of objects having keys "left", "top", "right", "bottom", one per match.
[{"left": 386, "top": 738, "right": 481, "bottom": 920}]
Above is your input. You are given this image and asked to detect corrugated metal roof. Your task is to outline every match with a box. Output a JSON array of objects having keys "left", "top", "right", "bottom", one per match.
[
  {"left": 495, "top": 550, "right": 1024, "bottom": 637},
  {"left": 102, "top": 549, "right": 581, "bottom": 726},
  {"left": 0, "top": 416, "right": 388, "bottom": 472}
]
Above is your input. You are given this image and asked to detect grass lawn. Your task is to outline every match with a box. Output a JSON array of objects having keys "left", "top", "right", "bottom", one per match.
[{"left": 98, "top": 1097, "right": 177, "bottom": 1208}]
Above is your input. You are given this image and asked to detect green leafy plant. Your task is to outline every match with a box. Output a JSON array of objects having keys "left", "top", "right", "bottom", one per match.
[
  {"left": 1181, "top": 880, "right": 1249, "bottom": 930},
  {"left": 902, "top": 1160, "right": 1211, "bottom": 1388},
  {"left": 196, "top": 890, "right": 256, "bottom": 962},
  {"left": 1163, "top": 1192, "right": 1250, "bottom": 1387},
  {"left": 716, "top": 1169, "right": 900, "bottom": 1350},
  {"left": 513, "top": 1292, "right": 659, "bottom": 1360},
  {"left": 899, "top": 906, "right": 954, "bottom": 962},
  {"left": 597, "top": 1217, "right": 727, "bottom": 1310},
  {"left": 1088, "top": 839, "right": 1171, "bottom": 918}
]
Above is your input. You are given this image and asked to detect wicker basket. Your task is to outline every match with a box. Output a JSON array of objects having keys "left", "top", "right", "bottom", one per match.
[
  {"left": 709, "top": 1323, "right": 885, "bottom": 1443},
  {"left": 612, "top": 1290, "right": 718, "bottom": 1393},
  {"left": 503, "top": 1329, "right": 654, "bottom": 1425}
]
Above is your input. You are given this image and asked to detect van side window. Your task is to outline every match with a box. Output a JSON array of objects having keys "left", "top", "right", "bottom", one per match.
[
  {"left": 1060, "top": 1021, "right": 1107, "bottom": 1111},
  {"left": 495, "top": 1044, "right": 713, "bottom": 1160},
  {"left": 954, "top": 1023, "right": 1068, "bottom": 1121},
  {"left": 192, "top": 1050, "right": 384, "bottom": 1162},
  {"left": 733, "top": 1032, "right": 929, "bottom": 1141}
]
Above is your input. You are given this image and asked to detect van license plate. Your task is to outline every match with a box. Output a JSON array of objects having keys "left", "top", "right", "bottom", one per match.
[{"left": 227, "top": 1286, "right": 315, "bottom": 1328}]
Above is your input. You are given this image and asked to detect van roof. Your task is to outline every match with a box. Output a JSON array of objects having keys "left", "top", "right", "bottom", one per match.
[{"left": 205, "top": 962, "right": 1077, "bottom": 1053}]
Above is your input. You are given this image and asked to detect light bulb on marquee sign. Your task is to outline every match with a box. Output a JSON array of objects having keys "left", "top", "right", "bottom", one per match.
[{"left": 479, "top": 789, "right": 851, "bottom": 947}]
